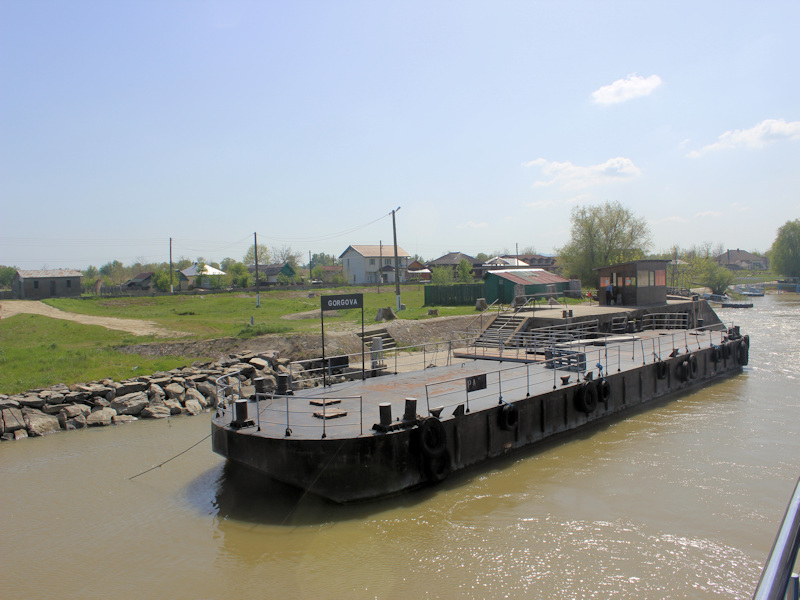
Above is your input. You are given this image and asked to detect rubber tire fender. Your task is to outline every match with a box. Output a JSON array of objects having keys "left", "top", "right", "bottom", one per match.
[
  {"left": 425, "top": 451, "right": 451, "bottom": 482},
  {"left": 499, "top": 403, "right": 519, "bottom": 431},
  {"left": 737, "top": 340, "right": 749, "bottom": 366},
  {"left": 656, "top": 361, "right": 668, "bottom": 379},
  {"left": 677, "top": 358, "right": 690, "bottom": 382},
  {"left": 597, "top": 378, "right": 611, "bottom": 402},
  {"left": 689, "top": 355, "right": 699, "bottom": 378},
  {"left": 712, "top": 346, "right": 723, "bottom": 363},
  {"left": 418, "top": 417, "right": 446, "bottom": 458},
  {"left": 574, "top": 382, "right": 598, "bottom": 414}
]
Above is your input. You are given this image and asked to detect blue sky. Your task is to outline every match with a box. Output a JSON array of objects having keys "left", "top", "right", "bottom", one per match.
[{"left": 2, "top": 0, "right": 798, "bottom": 269}]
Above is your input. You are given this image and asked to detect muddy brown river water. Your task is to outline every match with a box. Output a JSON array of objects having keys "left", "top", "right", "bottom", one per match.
[{"left": 2, "top": 295, "right": 798, "bottom": 599}]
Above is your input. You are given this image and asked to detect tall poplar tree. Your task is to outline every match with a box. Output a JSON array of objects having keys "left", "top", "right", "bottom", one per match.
[{"left": 556, "top": 201, "right": 652, "bottom": 285}]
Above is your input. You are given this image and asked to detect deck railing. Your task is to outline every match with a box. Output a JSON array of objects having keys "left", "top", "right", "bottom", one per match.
[
  {"left": 753, "top": 476, "right": 800, "bottom": 600},
  {"left": 217, "top": 323, "right": 739, "bottom": 441}
]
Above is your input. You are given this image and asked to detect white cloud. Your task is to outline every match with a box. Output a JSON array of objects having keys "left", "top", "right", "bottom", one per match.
[
  {"left": 591, "top": 74, "right": 662, "bottom": 105},
  {"left": 523, "top": 157, "right": 641, "bottom": 190},
  {"left": 731, "top": 202, "right": 750, "bottom": 212},
  {"left": 688, "top": 118, "right": 800, "bottom": 157},
  {"left": 457, "top": 221, "right": 488, "bottom": 229},
  {"left": 695, "top": 210, "right": 722, "bottom": 218},
  {"left": 652, "top": 215, "right": 689, "bottom": 224},
  {"left": 525, "top": 200, "right": 558, "bottom": 209}
]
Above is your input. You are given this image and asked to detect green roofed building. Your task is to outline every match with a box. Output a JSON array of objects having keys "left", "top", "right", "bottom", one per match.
[{"left": 484, "top": 269, "right": 571, "bottom": 304}]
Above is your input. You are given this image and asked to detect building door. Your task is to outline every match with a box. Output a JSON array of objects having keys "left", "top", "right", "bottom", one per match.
[{"left": 49, "top": 280, "right": 56, "bottom": 297}]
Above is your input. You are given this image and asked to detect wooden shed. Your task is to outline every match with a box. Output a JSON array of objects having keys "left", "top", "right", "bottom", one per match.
[{"left": 595, "top": 260, "right": 669, "bottom": 306}]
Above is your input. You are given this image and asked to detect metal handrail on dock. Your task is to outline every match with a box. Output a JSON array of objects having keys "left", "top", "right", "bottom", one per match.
[
  {"left": 753, "top": 476, "right": 800, "bottom": 600},
  {"left": 216, "top": 322, "right": 741, "bottom": 441}
]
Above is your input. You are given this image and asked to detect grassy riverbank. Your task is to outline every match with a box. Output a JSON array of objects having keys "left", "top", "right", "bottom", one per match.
[
  {"left": 41, "top": 286, "right": 475, "bottom": 338},
  {"left": 1, "top": 285, "right": 477, "bottom": 395},
  {"left": 0, "top": 314, "right": 191, "bottom": 394}
]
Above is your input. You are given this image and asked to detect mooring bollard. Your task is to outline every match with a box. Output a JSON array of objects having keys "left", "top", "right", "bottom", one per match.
[
  {"left": 379, "top": 403, "right": 392, "bottom": 427},
  {"left": 403, "top": 398, "right": 417, "bottom": 421}
]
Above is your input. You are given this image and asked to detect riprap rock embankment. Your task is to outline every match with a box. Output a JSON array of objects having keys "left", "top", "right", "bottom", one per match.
[{"left": 0, "top": 350, "right": 305, "bottom": 441}]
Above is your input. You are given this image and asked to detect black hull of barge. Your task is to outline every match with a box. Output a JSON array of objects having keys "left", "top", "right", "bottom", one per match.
[{"left": 211, "top": 338, "right": 748, "bottom": 503}]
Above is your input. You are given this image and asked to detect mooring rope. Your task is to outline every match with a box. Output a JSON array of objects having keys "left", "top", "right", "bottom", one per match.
[{"left": 128, "top": 433, "right": 211, "bottom": 480}]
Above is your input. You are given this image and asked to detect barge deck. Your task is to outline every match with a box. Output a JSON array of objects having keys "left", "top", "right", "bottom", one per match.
[{"left": 211, "top": 317, "right": 749, "bottom": 503}]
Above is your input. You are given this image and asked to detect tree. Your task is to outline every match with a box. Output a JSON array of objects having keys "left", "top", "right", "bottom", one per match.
[
  {"left": 0, "top": 265, "right": 16, "bottom": 288},
  {"left": 456, "top": 259, "right": 474, "bottom": 283},
  {"left": 83, "top": 265, "right": 98, "bottom": 280},
  {"left": 271, "top": 245, "right": 302, "bottom": 269},
  {"left": 151, "top": 269, "right": 172, "bottom": 292},
  {"left": 220, "top": 257, "right": 237, "bottom": 272},
  {"left": 99, "top": 260, "right": 125, "bottom": 284},
  {"left": 474, "top": 252, "right": 490, "bottom": 263},
  {"left": 309, "top": 252, "right": 336, "bottom": 269},
  {"left": 556, "top": 201, "right": 652, "bottom": 284},
  {"left": 243, "top": 244, "right": 270, "bottom": 266},
  {"left": 431, "top": 265, "right": 454, "bottom": 285},
  {"left": 690, "top": 258, "right": 734, "bottom": 295},
  {"left": 769, "top": 219, "right": 800, "bottom": 278}
]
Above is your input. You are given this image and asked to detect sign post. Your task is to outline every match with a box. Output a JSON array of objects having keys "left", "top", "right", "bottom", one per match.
[{"left": 320, "top": 293, "right": 365, "bottom": 386}]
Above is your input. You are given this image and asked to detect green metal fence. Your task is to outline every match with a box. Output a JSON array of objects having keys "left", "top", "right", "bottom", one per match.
[{"left": 424, "top": 283, "right": 486, "bottom": 306}]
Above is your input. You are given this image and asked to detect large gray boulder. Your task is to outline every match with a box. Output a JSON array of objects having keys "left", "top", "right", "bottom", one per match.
[
  {"left": 110, "top": 391, "right": 149, "bottom": 416},
  {"left": 248, "top": 357, "right": 271, "bottom": 371},
  {"left": 24, "top": 411, "right": 61, "bottom": 436},
  {"left": 164, "top": 383, "right": 186, "bottom": 402},
  {"left": 183, "top": 399, "right": 203, "bottom": 415},
  {"left": 114, "top": 381, "right": 147, "bottom": 396},
  {"left": 148, "top": 384, "right": 166, "bottom": 402},
  {"left": 86, "top": 407, "right": 117, "bottom": 427},
  {"left": 112, "top": 415, "right": 137, "bottom": 425},
  {"left": 184, "top": 388, "right": 209, "bottom": 409},
  {"left": 196, "top": 381, "right": 218, "bottom": 404},
  {"left": 163, "top": 398, "right": 182, "bottom": 415},
  {"left": 140, "top": 403, "right": 171, "bottom": 419},
  {"left": 17, "top": 394, "right": 46, "bottom": 409},
  {"left": 2, "top": 407, "right": 25, "bottom": 433},
  {"left": 60, "top": 413, "right": 87, "bottom": 431}
]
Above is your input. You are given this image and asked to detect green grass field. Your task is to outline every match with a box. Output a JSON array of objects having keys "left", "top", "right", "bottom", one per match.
[
  {"left": 0, "top": 285, "right": 478, "bottom": 395},
  {"left": 0, "top": 314, "right": 192, "bottom": 394},
  {"left": 40, "top": 286, "right": 478, "bottom": 337}
]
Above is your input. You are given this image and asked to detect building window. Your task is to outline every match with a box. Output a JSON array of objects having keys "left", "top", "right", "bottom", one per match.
[
  {"left": 66, "top": 280, "right": 71, "bottom": 288},
  {"left": 649, "top": 271, "right": 655, "bottom": 286},
  {"left": 34, "top": 280, "right": 39, "bottom": 289},
  {"left": 369, "top": 259, "right": 375, "bottom": 265},
  {"left": 385, "top": 258, "right": 391, "bottom": 265}
]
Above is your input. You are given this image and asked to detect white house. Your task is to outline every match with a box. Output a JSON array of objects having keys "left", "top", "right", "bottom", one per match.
[{"left": 339, "top": 245, "right": 411, "bottom": 285}]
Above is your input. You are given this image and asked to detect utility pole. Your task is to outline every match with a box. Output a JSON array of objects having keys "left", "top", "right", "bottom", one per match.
[
  {"left": 169, "top": 237, "right": 173, "bottom": 293},
  {"left": 378, "top": 241, "right": 382, "bottom": 292},
  {"left": 254, "top": 232, "right": 260, "bottom": 308},
  {"left": 308, "top": 250, "right": 312, "bottom": 283},
  {"left": 392, "top": 207, "right": 401, "bottom": 312}
]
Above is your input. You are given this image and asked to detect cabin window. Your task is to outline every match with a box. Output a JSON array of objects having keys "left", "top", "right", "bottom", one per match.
[
  {"left": 655, "top": 270, "right": 666, "bottom": 286},
  {"left": 33, "top": 280, "right": 39, "bottom": 289},
  {"left": 600, "top": 276, "right": 610, "bottom": 288},
  {"left": 66, "top": 280, "right": 71, "bottom": 288},
  {"left": 649, "top": 271, "right": 655, "bottom": 286},
  {"left": 637, "top": 270, "right": 649, "bottom": 287}
]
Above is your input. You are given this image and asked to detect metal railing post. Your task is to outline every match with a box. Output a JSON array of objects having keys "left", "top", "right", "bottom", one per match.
[{"left": 753, "top": 476, "right": 800, "bottom": 600}]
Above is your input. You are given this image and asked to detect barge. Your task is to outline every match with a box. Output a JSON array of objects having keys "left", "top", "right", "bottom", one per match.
[{"left": 211, "top": 305, "right": 749, "bottom": 503}]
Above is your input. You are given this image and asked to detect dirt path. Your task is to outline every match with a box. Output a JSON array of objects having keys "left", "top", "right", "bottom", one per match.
[{"left": 0, "top": 300, "right": 183, "bottom": 338}]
